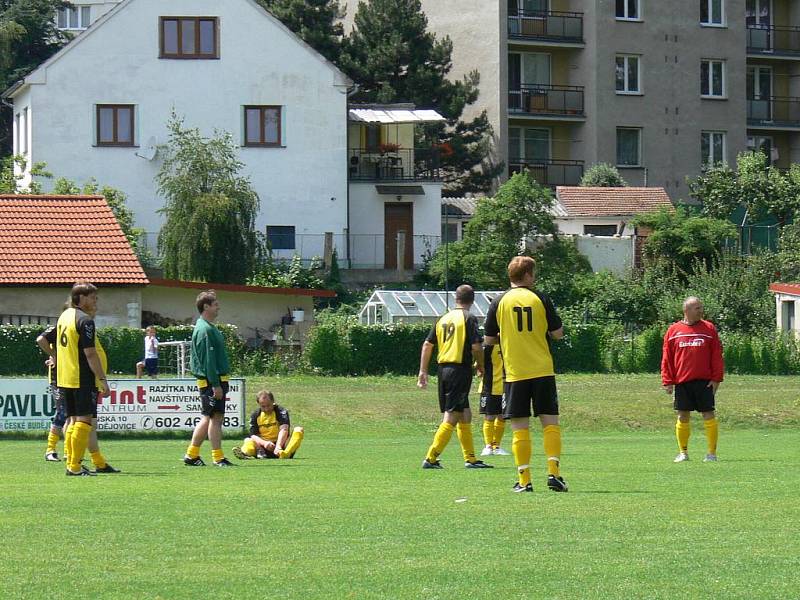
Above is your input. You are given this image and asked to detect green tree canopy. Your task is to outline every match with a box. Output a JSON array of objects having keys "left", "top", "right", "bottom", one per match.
[
  {"left": 0, "top": 0, "right": 71, "bottom": 154},
  {"left": 689, "top": 151, "right": 800, "bottom": 227},
  {"left": 257, "top": 0, "right": 344, "bottom": 63},
  {"left": 633, "top": 207, "right": 737, "bottom": 274},
  {"left": 156, "top": 114, "right": 260, "bottom": 284},
  {"left": 579, "top": 163, "right": 628, "bottom": 187},
  {"left": 428, "top": 173, "right": 556, "bottom": 288}
]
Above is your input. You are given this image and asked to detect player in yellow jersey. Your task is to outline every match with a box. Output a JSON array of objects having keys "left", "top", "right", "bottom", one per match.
[
  {"left": 417, "top": 284, "right": 490, "bottom": 469},
  {"left": 56, "top": 282, "right": 111, "bottom": 477},
  {"left": 479, "top": 342, "right": 509, "bottom": 457},
  {"left": 484, "top": 257, "right": 568, "bottom": 492},
  {"left": 231, "top": 390, "right": 304, "bottom": 460}
]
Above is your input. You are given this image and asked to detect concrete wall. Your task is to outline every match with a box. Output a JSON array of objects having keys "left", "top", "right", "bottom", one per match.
[
  {"left": 141, "top": 285, "right": 315, "bottom": 338},
  {"left": 0, "top": 286, "right": 142, "bottom": 327},
  {"left": 14, "top": 0, "right": 349, "bottom": 261},
  {"left": 348, "top": 182, "right": 442, "bottom": 268},
  {"left": 574, "top": 235, "right": 634, "bottom": 275}
]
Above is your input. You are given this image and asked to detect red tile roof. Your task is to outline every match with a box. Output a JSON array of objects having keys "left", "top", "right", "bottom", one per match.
[
  {"left": 0, "top": 195, "right": 149, "bottom": 285},
  {"left": 149, "top": 278, "right": 336, "bottom": 298},
  {"left": 769, "top": 283, "right": 800, "bottom": 295},
  {"left": 555, "top": 187, "right": 674, "bottom": 217}
]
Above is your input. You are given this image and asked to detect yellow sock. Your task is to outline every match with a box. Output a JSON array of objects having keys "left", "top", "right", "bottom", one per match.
[
  {"left": 280, "top": 427, "right": 304, "bottom": 458},
  {"left": 542, "top": 424, "right": 562, "bottom": 476},
  {"left": 186, "top": 444, "right": 201, "bottom": 459},
  {"left": 64, "top": 424, "right": 74, "bottom": 461},
  {"left": 512, "top": 429, "right": 532, "bottom": 486},
  {"left": 704, "top": 418, "right": 718, "bottom": 454},
  {"left": 676, "top": 420, "right": 691, "bottom": 452},
  {"left": 46, "top": 430, "right": 60, "bottom": 454},
  {"left": 241, "top": 439, "right": 257, "bottom": 456},
  {"left": 68, "top": 422, "right": 91, "bottom": 473},
  {"left": 482, "top": 419, "right": 495, "bottom": 447},
  {"left": 492, "top": 418, "right": 506, "bottom": 448},
  {"left": 90, "top": 450, "right": 107, "bottom": 469},
  {"left": 425, "top": 422, "right": 455, "bottom": 463},
  {"left": 457, "top": 423, "right": 477, "bottom": 463},
  {"left": 211, "top": 448, "right": 224, "bottom": 463}
]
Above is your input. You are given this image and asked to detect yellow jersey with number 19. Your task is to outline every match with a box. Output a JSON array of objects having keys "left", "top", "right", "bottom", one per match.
[
  {"left": 435, "top": 308, "right": 468, "bottom": 364},
  {"left": 484, "top": 287, "right": 561, "bottom": 382}
]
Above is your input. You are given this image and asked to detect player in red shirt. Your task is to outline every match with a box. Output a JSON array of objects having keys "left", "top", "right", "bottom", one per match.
[{"left": 661, "top": 296, "right": 723, "bottom": 463}]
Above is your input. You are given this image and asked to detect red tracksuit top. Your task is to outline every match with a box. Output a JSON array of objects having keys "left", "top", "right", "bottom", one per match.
[{"left": 661, "top": 319, "right": 724, "bottom": 386}]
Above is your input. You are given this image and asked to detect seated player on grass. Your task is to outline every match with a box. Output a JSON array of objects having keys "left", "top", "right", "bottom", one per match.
[{"left": 232, "top": 390, "right": 304, "bottom": 460}]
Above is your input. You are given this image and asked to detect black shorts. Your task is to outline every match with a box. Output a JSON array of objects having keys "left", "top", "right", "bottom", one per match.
[
  {"left": 200, "top": 381, "right": 229, "bottom": 416},
  {"left": 674, "top": 379, "right": 715, "bottom": 413},
  {"left": 503, "top": 376, "right": 559, "bottom": 419},
  {"left": 479, "top": 394, "right": 503, "bottom": 415},
  {"left": 49, "top": 384, "right": 67, "bottom": 428},
  {"left": 144, "top": 358, "right": 158, "bottom": 376},
  {"left": 60, "top": 387, "right": 97, "bottom": 418},
  {"left": 437, "top": 365, "right": 472, "bottom": 413}
]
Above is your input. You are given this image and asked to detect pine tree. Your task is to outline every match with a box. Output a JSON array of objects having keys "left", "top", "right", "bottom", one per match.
[
  {"left": 340, "top": 0, "right": 502, "bottom": 195},
  {"left": 257, "top": 0, "right": 344, "bottom": 63},
  {"left": 0, "top": 0, "right": 71, "bottom": 155}
]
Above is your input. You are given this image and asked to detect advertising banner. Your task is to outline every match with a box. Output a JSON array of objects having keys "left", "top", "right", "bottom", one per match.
[{"left": 0, "top": 378, "right": 246, "bottom": 433}]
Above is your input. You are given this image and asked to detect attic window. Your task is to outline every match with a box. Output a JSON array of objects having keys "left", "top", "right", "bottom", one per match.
[{"left": 160, "top": 17, "right": 219, "bottom": 59}]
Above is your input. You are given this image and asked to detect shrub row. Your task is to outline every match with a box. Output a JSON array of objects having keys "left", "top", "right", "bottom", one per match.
[{"left": 3, "top": 321, "right": 799, "bottom": 377}]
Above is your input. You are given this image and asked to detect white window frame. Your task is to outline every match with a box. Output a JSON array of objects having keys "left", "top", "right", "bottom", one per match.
[
  {"left": 701, "top": 131, "right": 726, "bottom": 167},
  {"left": 616, "top": 127, "right": 642, "bottom": 167},
  {"left": 615, "top": 55, "right": 641, "bottom": 94},
  {"left": 615, "top": 0, "right": 642, "bottom": 21},
  {"left": 701, "top": 0, "right": 726, "bottom": 26},
  {"left": 56, "top": 5, "right": 91, "bottom": 30},
  {"left": 701, "top": 59, "right": 726, "bottom": 98}
]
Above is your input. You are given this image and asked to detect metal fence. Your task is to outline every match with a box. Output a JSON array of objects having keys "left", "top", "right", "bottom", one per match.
[
  {"left": 747, "top": 24, "right": 800, "bottom": 56},
  {"left": 508, "top": 10, "right": 584, "bottom": 42},
  {"left": 747, "top": 96, "right": 800, "bottom": 127},
  {"left": 348, "top": 148, "right": 441, "bottom": 181},
  {"left": 508, "top": 84, "right": 585, "bottom": 116},
  {"left": 509, "top": 159, "right": 584, "bottom": 186}
]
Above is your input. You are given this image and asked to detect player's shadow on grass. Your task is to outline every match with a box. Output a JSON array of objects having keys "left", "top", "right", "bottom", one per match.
[{"left": 572, "top": 490, "right": 650, "bottom": 494}]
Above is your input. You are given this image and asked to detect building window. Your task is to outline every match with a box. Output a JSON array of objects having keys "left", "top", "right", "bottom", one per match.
[
  {"left": 14, "top": 113, "right": 20, "bottom": 155},
  {"left": 244, "top": 106, "right": 281, "bottom": 147},
  {"left": 442, "top": 222, "right": 459, "bottom": 243},
  {"left": 701, "top": 131, "right": 726, "bottom": 166},
  {"left": 267, "top": 226, "right": 295, "bottom": 250},
  {"left": 747, "top": 135, "right": 775, "bottom": 163},
  {"left": 21, "top": 107, "right": 28, "bottom": 154},
  {"left": 96, "top": 105, "right": 135, "bottom": 146},
  {"left": 616, "top": 0, "right": 640, "bottom": 20},
  {"left": 701, "top": 60, "right": 725, "bottom": 97},
  {"left": 160, "top": 17, "right": 218, "bottom": 59},
  {"left": 584, "top": 224, "right": 618, "bottom": 236},
  {"left": 57, "top": 5, "right": 91, "bottom": 30},
  {"left": 509, "top": 126, "right": 550, "bottom": 161},
  {"left": 615, "top": 55, "right": 640, "bottom": 94},
  {"left": 701, "top": 0, "right": 724, "bottom": 25},
  {"left": 365, "top": 125, "right": 382, "bottom": 150},
  {"left": 616, "top": 127, "right": 642, "bottom": 166}
]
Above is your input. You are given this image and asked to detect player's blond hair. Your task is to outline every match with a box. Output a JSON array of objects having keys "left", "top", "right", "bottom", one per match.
[{"left": 507, "top": 256, "right": 535, "bottom": 284}]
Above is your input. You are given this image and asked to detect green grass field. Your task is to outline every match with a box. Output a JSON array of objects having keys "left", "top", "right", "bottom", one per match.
[{"left": 2, "top": 374, "right": 800, "bottom": 599}]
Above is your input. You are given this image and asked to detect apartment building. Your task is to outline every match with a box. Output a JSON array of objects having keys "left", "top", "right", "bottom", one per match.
[{"left": 345, "top": 1, "right": 800, "bottom": 199}]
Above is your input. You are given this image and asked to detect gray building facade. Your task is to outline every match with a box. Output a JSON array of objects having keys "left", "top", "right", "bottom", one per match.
[{"left": 344, "top": 0, "right": 797, "bottom": 200}]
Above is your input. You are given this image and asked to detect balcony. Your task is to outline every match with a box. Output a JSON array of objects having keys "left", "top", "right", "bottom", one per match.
[
  {"left": 508, "top": 10, "right": 584, "bottom": 45},
  {"left": 747, "top": 96, "right": 800, "bottom": 129},
  {"left": 747, "top": 25, "right": 800, "bottom": 58},
  {"left": 348, "top": 148, "right": 441, "bottom": 182},
  {"left": 508, "top": 84, "right": 585, "bottom": 119},
  {"left": 509, "top": 159, "right": 584, "bottom": 187}
]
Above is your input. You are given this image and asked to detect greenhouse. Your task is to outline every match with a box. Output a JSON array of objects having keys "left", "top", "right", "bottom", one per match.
[{"left": 359, "top": 290, "right": 505, "bottom": 325}]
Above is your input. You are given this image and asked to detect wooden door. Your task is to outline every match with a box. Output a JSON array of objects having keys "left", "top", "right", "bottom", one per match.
[{"left": 384, "top": 203, "right": 414, "bottom": 269}]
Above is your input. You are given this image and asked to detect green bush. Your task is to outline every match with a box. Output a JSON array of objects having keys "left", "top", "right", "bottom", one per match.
[{"left": 551, "top": 323, "right": 605, "bottom": 373}]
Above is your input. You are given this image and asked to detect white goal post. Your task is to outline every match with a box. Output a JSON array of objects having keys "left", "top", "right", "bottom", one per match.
[{"left": 158, "top": 340, "right": 191, "bottom": 378}]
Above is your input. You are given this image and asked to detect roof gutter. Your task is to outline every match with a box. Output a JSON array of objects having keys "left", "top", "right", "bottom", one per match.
[{"left": 1, "top": 80, "right": 24, "bottom": 102}]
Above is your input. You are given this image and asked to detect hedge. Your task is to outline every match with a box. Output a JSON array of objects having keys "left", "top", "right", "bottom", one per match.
[{"left": 0, "top": 323, "right": 243, "bottom": 377}]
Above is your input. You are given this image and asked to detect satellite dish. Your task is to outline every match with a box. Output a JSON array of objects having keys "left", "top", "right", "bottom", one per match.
[{"left": 135, "top": 137, "right": 158, "bottom": 161}]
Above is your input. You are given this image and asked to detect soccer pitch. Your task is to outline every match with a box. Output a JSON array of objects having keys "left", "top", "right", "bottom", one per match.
[{"left": 2, "top": 374, "right": 799, "bottom": 599}]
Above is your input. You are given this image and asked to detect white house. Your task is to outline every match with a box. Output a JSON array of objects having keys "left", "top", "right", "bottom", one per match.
[
  {"left": 6, "top": 0, "right": 399, "bottom": 268},
  {"left": 5, "top": 0, "right": 445, "bottom": 271},
  {"left": 769, "top": 283, "right": 800, "bottom": 334}
]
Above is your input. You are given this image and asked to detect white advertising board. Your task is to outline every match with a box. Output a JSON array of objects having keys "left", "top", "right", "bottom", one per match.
[{"left": 0, "top": 378, "right": 246, "bottom": 432}]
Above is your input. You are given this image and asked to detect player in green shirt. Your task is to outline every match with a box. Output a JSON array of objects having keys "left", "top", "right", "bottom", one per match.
[{"left": 183, "top": 290, "right": 233, "bottom": 467}]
